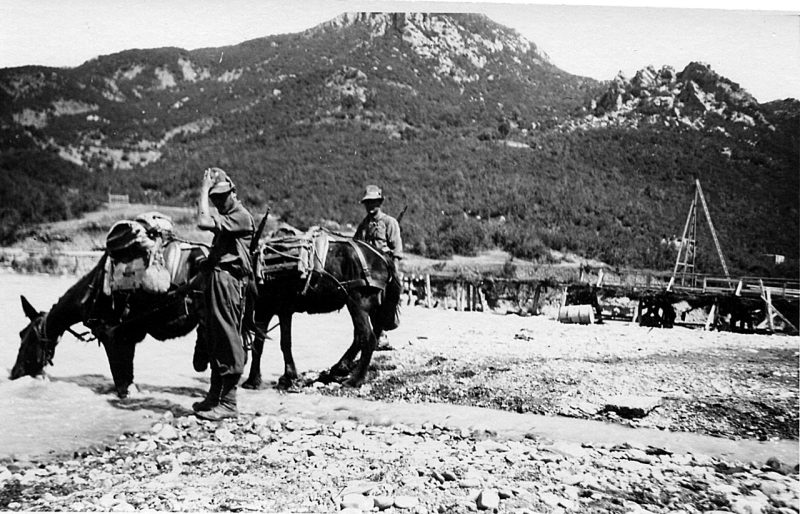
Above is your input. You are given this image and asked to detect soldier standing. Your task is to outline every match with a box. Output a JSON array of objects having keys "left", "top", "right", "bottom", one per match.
[{"left": 193, "top": 167, "right": 254, "bottom": 421}]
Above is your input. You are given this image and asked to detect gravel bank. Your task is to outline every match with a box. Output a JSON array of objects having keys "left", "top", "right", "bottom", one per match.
[{"left": 1, "top": 411, "right": 798, "bottom": 513}]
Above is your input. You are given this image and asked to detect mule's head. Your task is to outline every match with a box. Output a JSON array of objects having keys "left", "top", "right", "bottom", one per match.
[{"left": 10, "top": 296, "right": 56, "bottom": 380}]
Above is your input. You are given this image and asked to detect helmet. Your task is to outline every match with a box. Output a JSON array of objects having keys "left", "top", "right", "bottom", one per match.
[
  {"left": 208, "top": 167, "right": 235, "bottom": 195},
  {"left": 361, "top": 184, "right": 383, "bottom": 203}
]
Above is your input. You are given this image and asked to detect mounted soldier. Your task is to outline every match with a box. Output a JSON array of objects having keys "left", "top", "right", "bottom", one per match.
[
  {"left": 354, "top": 185, "right": 403, "bottom": 331},
  {"left": 193, "top": 167, "right": 254, "bottom": 421}
]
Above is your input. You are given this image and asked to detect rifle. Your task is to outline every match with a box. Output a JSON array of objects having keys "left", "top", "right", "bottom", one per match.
[
  {"left": 246, "top": 206, "right": 270, "bottom": 341},
  {"left": 397, "top": 205, "right": 408, "bottom": 225},
  {"left": 250, "top": 207, "right": 271, "bottom": 257}
]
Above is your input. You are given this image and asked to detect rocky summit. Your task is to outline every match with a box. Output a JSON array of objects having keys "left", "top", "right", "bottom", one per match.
[{"left": 568, "top": 62, "right": 770, "bottom": 134}]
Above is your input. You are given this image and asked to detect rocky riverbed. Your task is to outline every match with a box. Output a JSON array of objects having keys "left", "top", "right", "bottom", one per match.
[
  {"left": 312, "top": 312, "right": 799, "bottom": 443},
  {"left": 1, "top": 294, "right": 798, "bottom": 512},
  {"left": 1, "top": 411, "right": 798, "bottom": 513}
]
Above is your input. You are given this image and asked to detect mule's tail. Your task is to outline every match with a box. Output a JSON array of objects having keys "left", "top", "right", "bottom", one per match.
[{"left": 378, "top": 258, "right": 403, "bottom": 331}]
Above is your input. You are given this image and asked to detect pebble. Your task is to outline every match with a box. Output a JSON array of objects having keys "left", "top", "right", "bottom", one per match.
[
  {"left": 759, "top": 481, "right": 787, "bottom": 497},
  {"left": 156, "top": 425, "right": 179, "bottom": 440},
  {"left": 476, "top": 489, "right": 500, "bottom": 510},
  {"left": 215, "top": 428, "right": 234, "bottom": 444},
  {"left": 498, "top": 488, "right": 513, "bottom": 499},
  {"left": 373, "top": 495, "right": 394, "bottom": 510},
  {"left": 394, "top": 496, "right": 419, "bottom": 509},
  {"left": 475, "top": 440, "right": 509, "bottom": 453},
  {"left": 459, "top": 479, "right": 482, "bottom": 488},
  {"left": 341, "top": 493, "right": 374, "bottom": 511},
  {"left": 97, "top": 493, "right": 118, "bottom": 509},
  {"left": 730, "top": 495, "right": 770, "bottom": 514}
]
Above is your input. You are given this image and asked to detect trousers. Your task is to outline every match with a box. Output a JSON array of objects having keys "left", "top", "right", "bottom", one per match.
[{"left": 205, "top": 268, "right": 247, "bottom": 376}]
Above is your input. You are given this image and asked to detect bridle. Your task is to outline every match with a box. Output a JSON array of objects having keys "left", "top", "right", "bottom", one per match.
[{"left": 28, "top": 312, "right": 57, "bottom": 368}]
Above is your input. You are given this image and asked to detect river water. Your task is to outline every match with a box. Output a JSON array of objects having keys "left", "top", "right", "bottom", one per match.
[
  {"left": 0, "top": 270, "right": 363, "bottom": 460},
  {"left": 0, "top": 271, "right": 796, "bottom": 466}
]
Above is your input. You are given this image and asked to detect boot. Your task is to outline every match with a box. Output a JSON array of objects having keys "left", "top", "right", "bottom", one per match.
[
  {"left": 192, "top": 369, "right": 221, "bottom": 412},
  {"left": 195, "top": 374, "right": 239, "bottom": 421}
]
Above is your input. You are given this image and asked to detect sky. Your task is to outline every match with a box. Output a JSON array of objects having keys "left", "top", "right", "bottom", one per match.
[{"left": 0, "top": 0, "right": 798, "bottom": 102}]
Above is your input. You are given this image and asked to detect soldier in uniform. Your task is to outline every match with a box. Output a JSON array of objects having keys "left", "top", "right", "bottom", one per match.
[
  {"left": 354, "top": 185, "right": 403, "bottom": 260},
  {"left": 354, "top": 185, "right": 403, "bottom": 336},
  {"left": 193, "top": 167, "right": 254, "bottom": 421}
]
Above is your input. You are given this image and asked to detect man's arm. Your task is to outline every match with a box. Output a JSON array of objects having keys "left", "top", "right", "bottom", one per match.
[
  {"left": 353, "top": 218, "right": 367, "bottom": 242},
  {"left": 197, "top": 168, "right": 216, "bottom": 232},
  {"left": 385, "top": 217, "right": 403, "bottom": 259}
]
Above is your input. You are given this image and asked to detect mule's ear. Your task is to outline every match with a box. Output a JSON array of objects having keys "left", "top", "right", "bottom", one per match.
[{"left": 20, "top": 295, "right": 39, "bottom": 320}]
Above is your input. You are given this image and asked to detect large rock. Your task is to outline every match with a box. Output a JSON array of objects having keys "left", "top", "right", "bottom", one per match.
[{"left": 603, "top": 395, "right": 661, "bottom": 418}]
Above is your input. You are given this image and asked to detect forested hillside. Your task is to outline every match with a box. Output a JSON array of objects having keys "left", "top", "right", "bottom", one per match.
[{"left": 0, "top": 13, "right": 797, "bottom": 276}]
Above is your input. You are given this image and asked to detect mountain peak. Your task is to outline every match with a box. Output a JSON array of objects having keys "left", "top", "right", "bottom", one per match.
[{"left": 309, "top": 12, "right": 550, "bottom": 67}]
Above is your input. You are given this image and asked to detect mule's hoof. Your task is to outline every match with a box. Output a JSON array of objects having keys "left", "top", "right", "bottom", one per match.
[
  {"left": 329, "top": 363, "right": 353, "bottom": 378},
  {"left": 343, "top": 377, "right": 364, "bottom": 388},
  {"left": 276, "top": 375, "right": 299, "bottom": 390},
  {"left": 315, "top": 370, "right": 336, "bottom": 385},
  {"left": 117, "top": 383, "right": 141, "bottom": 399},
  {"left": 241, "top": 379, "right": 262, "bottom": 390}
]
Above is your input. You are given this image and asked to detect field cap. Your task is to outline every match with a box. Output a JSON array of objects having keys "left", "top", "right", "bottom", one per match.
[
  {"left": 208, "top": 167, "right": 235, "bottom": 195},
  {"left": 361, "top": 185, "right": 383, "bottom": 203}
]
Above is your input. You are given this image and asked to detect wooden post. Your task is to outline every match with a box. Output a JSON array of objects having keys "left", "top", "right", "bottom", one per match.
[
  {"left": 632, "top": 300, "right": 641, "bottom": 325},
  {"left": 456, "top": 282, "right": 463, "bottom": 311},
  {"left": 425, "top": 274, "right": 432, "bottom": 309},
  {"left": 704, "top": 303, "right": 717, "bottom": 331},
  {"left": 760, "top": 280, "right": 775, "bottom": 332},
  {"left": 765, "top": 289, "right": 775, "bottom": 332},
  {"left": 596, "top": 269, "right": 605, "bottom": 288},
  {"left": 469, "top": 283, "right": 476, "bottom": 311},
  {"left": 734, "top": 280, "right": 743, "bottom": 297},
  {"left": 531, "top": 283, "right": 541, "bottom": 316},
  {"left": 479, "top": 288, "right": 488, "bottom": 312}
]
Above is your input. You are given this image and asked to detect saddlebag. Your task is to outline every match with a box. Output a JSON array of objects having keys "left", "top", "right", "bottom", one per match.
[
  {"left": 256, "top": 228, "right": 329, "bottom": 284},
  {"left": 104, "top": 216, "right": 173, "bottom": 295}
]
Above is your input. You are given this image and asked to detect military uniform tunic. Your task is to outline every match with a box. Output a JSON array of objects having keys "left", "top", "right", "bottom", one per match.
[
  {"left": 204, "top": 200, "right": 254, "bottom": 376},
  {"left": 354, "top": 210, "right": 403, "bottom": 258}
]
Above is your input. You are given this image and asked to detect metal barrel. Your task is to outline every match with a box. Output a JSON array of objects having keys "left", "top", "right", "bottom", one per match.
[{"left": 558, "top": 304, "right": 595, "bottom": 324}]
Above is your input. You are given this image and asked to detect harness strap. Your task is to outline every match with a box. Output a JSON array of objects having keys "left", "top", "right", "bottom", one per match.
[
  {"left": 34, "top": 312, "right": 57, "bottom": 366},
  {"left": 349, "top": 241, "right": 382, "bottom": 289}
]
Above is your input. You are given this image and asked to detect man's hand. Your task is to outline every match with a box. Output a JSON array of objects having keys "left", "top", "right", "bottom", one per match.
[{"left": 201, "top": 168, "right": 216, "bottom": 191}]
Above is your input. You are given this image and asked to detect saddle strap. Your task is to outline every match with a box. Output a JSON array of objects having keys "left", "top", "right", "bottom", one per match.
[{"left": 349, "top": 241, "right": 382, "bottom": 289}]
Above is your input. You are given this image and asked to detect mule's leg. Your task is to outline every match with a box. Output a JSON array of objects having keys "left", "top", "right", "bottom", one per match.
[
  {"left": 343, "top": 298, "right": 377, "bottom": 387},
  {"left": 102, "top": 338, "right": 138, "bottom": 398},
  {"left": 242, "top": 329, "right": 265, "bottom": 390},
  {"left": 328, "top": 325, "right": 361, "bottom": 378},
  {"left": 277, "top": 312, "right": 299, "bottom": 389},
  {"left": 242, "top": 314, "right": 271, "bottom": 390}
]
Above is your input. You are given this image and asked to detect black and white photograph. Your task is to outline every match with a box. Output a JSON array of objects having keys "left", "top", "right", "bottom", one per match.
[{"left": 0, "top": 0, "right": 798, "bottom": 512}]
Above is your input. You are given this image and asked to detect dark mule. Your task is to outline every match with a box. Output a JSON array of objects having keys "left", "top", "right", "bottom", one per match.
[
  {"left": 10, "top": 247, "right": 207, "bottom": 398},
  {"left": 243, "top": 239, "right": 401, "bottom": 390}
]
